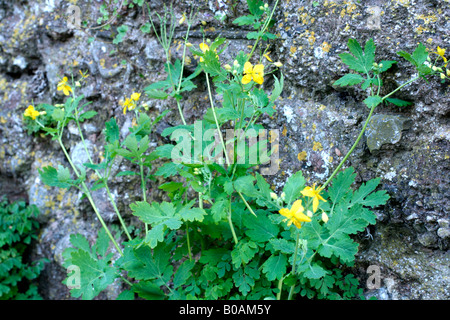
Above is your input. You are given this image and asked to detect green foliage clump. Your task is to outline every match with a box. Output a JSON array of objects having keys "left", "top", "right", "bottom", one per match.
[{"left": 0, "top": 197, "right": 47, "bottom": 300}]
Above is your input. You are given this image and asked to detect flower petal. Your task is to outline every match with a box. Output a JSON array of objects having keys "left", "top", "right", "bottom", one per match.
[
  {"left": 291, "top": 200, "right": 304, "bottom": 215},
  {"left": 253, "top": 74, "right": 264, "bottom": 85},
  {"left": 241, "top": 74, "right": 253, "bottom": 84},
  {"left": 300, "top": 186, "right": 315, "bottom": 198},
  {"left": 279, "top": 208, "right": 292, "bottom": 219},
  {"left": 243, "top": 62, "right": 253, "bottom": 74},
  {"left": 253, "top": 64, "right": 264, "bottom": 75}
]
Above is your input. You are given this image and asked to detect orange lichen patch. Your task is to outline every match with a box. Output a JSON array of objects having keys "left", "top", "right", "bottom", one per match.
[
  {"left": 297, "top": 151, "right": 307, "bottom": 161},
  {"left": 312, "top": 141, "right": 323, "bottom": 151},
  {"left": 321, "top": 41, "right": 332, "bottom": 53}
]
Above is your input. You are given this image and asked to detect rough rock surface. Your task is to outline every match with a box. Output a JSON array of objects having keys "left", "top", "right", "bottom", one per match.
[{"left": 0, "top": 0, "right": 448, "bottom": 299}]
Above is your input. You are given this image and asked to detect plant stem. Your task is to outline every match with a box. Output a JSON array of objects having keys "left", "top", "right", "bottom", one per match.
[
  {"left": 276, "top": 276, "right": 284, "bottom": 300},
  {"left": 287, "top": 230, "right": 300, "bottom": 300},
  {"left": 205, "top": 72, "right": 231, "bottom": 166},
  {"left": 186, "top": 222, "right": 193, "bottom": 261},
  {"left": 320, "top": 76, "right": 420, "bottom": 191},
  {"left": 74, "top": 107, "right": 131, "bottom": 241},
  {"left": 58, "top": 137, "right": 123, "bottom": 255},
  {"left": 247, "top": 0, "right": 279, "bottom": 62},
  {"left": 140, "top": 161, "right": 149, "bottom": 235},
  {"left": 228, "top": 200, "right": 239, "bottom": 245}
]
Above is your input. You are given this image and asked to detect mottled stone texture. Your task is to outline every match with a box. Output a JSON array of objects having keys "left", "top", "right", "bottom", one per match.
[{"left": 0, "top": 0, "right": 448, "bottom": 299}]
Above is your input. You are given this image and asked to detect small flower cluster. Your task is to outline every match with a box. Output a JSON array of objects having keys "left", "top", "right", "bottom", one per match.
[
  {"left": 121, "top": 92, "right": 141, "bottom": 115},
  {"left": 426, "top": 46, "right": 449, "bottom": 81},
  {"left": 277, "top": 184, "right": 328, "bottom": 229},
  {"left": 23, "top": 105, "right": 45, "bottom": 120}
]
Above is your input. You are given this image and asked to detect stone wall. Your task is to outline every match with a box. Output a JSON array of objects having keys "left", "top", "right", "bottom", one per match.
[{"left": 0, "top": 0, "right": 448, "bottom": 299}]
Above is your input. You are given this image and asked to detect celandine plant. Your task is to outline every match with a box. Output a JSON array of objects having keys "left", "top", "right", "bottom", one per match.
[{"left": 23, "top": 0, "right": 448, "bottom": 300}]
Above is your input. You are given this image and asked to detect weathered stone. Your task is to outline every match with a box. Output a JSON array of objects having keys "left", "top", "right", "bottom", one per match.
[{"left": 366, "top": 115, "right": 405, "bottom": 153}]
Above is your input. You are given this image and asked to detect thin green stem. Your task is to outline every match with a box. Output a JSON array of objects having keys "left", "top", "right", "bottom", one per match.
[
  {"left": 186, "top": 222, "right": 192, "bottom": 262},
  {"left": 276, "top": 275, "right": 284, "bottom": 300},
  {"left": 287, "top": 230, "right": 300, "bottom": 300},
  {"left": 73, "top": 104, "right": 131, "bottom": 241},
  {"left": 320, "top": 76, "right": 420, "bottom": 191},
  {"left": 247, "top": 0, "right": 279, "bottom": 62},
  {"left": 228, "top": 200, "right": 239, "bottom": 245},
  {"left": 205, "top": 73, "right": 231, "bottom": 166},
  {"left": 238, "top": 192, "right": 257, "bottom": 217},
  {"left": 58, "top": 137, "right": 123, "bottom": 255},
  {"left": 140, "top": 161, "right": 149, "bottom": 235}
]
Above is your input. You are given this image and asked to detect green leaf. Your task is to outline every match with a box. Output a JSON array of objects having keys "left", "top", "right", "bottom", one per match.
[
  {"left": 179, "top": 206, "right": 206, "bottom": 223},
  {"left": 232, "top": 262, "right": 260, "bottom": 296},
  {"left": 333, "top": 73, "right": 365, "bottom": 87},
  {"left": 282, "top": 170, "right": 306, "bottom": 206},
  {"left": 130, "top": 201, "right": 181, "bottom": 228},
  {"left": 62, "top": 229, "right": 118, "bottom": 300},
  {"left": 247, "top": 0, "right": 265, "bottom": 16},
  {"left": 385, "top": 97, "right": 413, "bottom": 107},
  {"left": 199, "top": 248, "right": 229, "bottom": 265},
  {"left": 379, "top": 60, "right": 397, "bottom": 73},
  {"left": 173, "top": 260, "right": 195, "bottom": 289},
  {"left": 363, "top": 95, "right": 383, "bottom": 109},
  {"left": 124, "top": 244, "right": 172, "bottom": 286},
  {"left": 146, "top": 89, "right": 169, "bottom": 100},
  {"left": 297, "top": 262, "right": 328, "bottom": 279},
  {"left": 105, "top": 118, "right": 120, "bottom": 143},
  {"left": 397, "top": 50, "right": 417, "bottom": 66},
  {"left": 232, "top": 15, "right": 257, "bottom": 26},
  {"left": 363, "top": 38, "right": 376, "bottom": 71},
  {"left": 270, "top": 73, "right": 284, "bottom": 103},
  {"left": 113, "top": 24, "right": 128, "bottom": 44},
  {"left": 231, "top": 241, "right": 258, "bottom": 268},
  {"left": 78, "top": 110, "right": 97, "bottom": 122},
  {"left": 243, "top": 212, "right": 279, "bottom": 243},
  {"left": 56, "top": 165, "right": 71, "bottom": 183},
  {"left": 412, "top": 43, "right": 428, "bottom": 66},
  {"left": 269, "top": 238, "right": 295, "bottom": 254},
  {"left": 350, "top": 177, "right": 390, "bottom": 208},
  {"left": 262, "top": 254, "right": 287, "bottom": 281},
  {"left": 234, "top": 176, "right": 258, "bottom": 197},
  {"left": 327, "top": 167, "right": 355, "bottom": 205},
  {"left": 38, "top": 166, "right": 73, "bottom": 189},
  {"left": 132, "top": 281, "right": 165, "bottom": 300}
]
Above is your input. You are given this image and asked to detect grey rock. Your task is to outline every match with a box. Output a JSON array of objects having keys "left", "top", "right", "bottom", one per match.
[{"left": 366, "top": 115, "right": 405, "bottom": 153}]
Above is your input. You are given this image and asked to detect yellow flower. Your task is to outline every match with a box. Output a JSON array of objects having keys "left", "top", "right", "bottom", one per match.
[
  {"left": 79, "top": 70, "right": 89, "bottom": 79},
  {"left": 447, "top": 69, "right": 450, "bottom": 77},
  {"left": 131, "top": 92, "right": 141, "bottom": 101},
  {"left": 435, "top": 47, "right": 448, "bottom": 66},
  {"left": 301, "top": 184, "right": 326, "bottom": 213},
  {"left": 24, "top": 105, "right": 40, "bottom": 120},
  {"left": 273, "top": 61, "right": 283, "bottom": 68},
  {"left": 242, "top": 62, "right": 264, "bottom": 85},
  {"left": 263, "top": 52, "right": 273, "bottom": 62},
  {"left": 279, "top": 200, "right": 311, "bottom": 229},
  {"left": 57, "top": 77, "right": 72, "bottom": 96},
  {"left": 179, "top": 13, "right": 186, "bottom": 25},
  {"left": 121, "top": 98, "right": 134, "bottom": 115}
]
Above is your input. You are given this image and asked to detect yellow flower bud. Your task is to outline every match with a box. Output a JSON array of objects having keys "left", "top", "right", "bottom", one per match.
[
  {"left": 201, "top": 20, "right": 207, "bottom": 26},
  {"left": 321, "top": 212, "right": 329, "bottom": 223},
  {"left": 179, "top": 13, "right": 186, "bottom": 25},
  {"left": 224, "top": 64, "right": 232, "bottom": 71},
  {"left": 273, "top": 61, "right": 283, "bottom": 67},
  {"left": 441, "top": 73, "right": 446, "bottom": 79},
  {"left": 447, "top": 69, "right": 450, "bottom": 77},
  {"left": 186, "top": 42, "right": 193, "bottom": 48},
  {"left": 306, "top": 210, "right": 313, "bottom": 218},
  {"left": 270, "top": 192, "right": 278, "bottom": 200}
]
